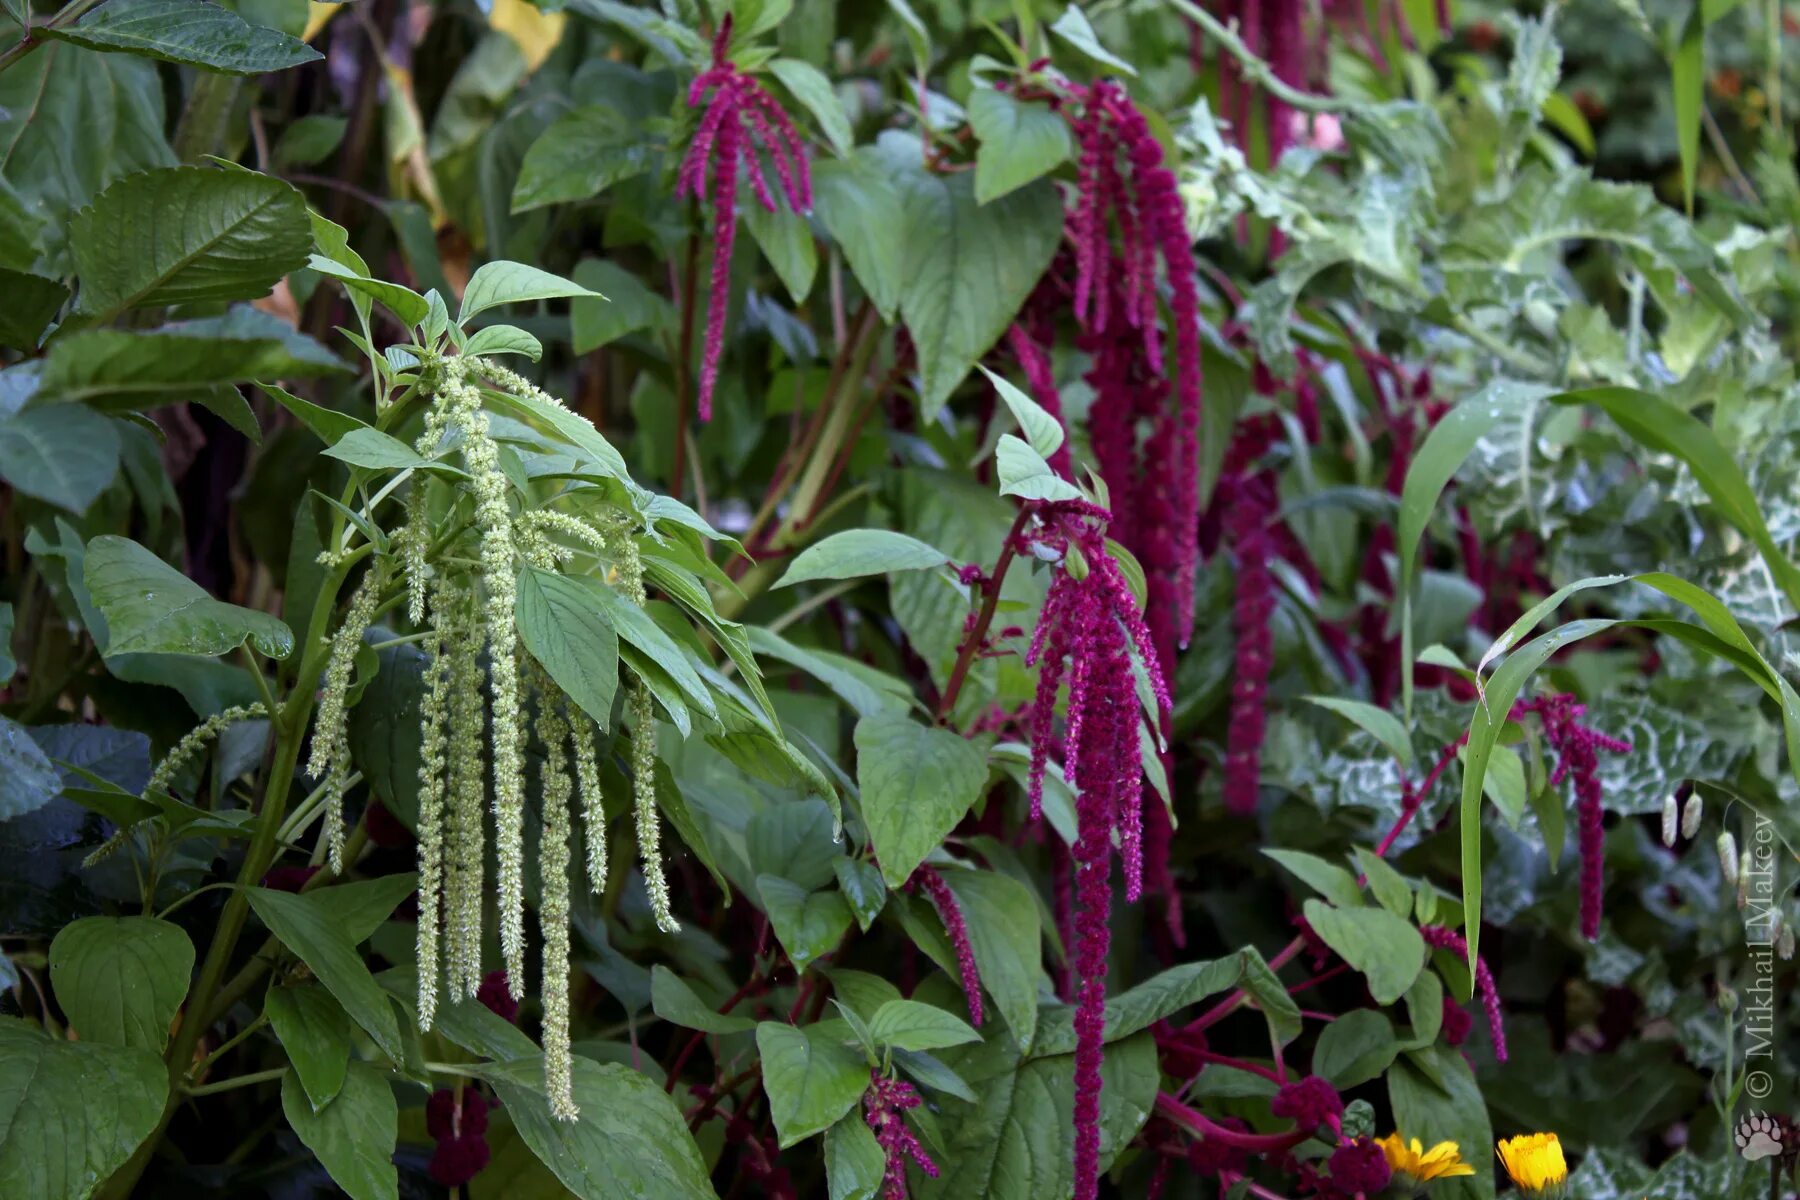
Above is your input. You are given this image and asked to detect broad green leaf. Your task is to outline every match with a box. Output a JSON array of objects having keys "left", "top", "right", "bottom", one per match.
[
  {"left": 650, "top": 965, "right": 755, "bottom": 1035},
  {"left": 977, "top": 364, "right": 1064, "bottom": 457},
  {"left": 585, "top": 578, "right": 717, "bottom": 727},
  {"left": 867, "top": 999, "right": 981, "bottom": 1052},
  {"left": 776, "top": 529, "right": 951, "bottom": 589},
  {"left": 48, "top": 916, "right": 193, "bottom": 1050},
  {"left": 70, "top": 166, "right": 310, "bottom": 320},
  {"left": 1402, "top": 968, "right": 1443, "bottom": 1048},
  {"left": 464, "top": 323, "right": 543, "bottom": 361},
  {"left": 1303, "top": 696, "right": 1414, "bottom": 768},
  {"left": 275, "top": 115, "right": 348, "bottom": 169},
  {"left": 1474, "top": 742, "right": 1528, "bottom": 828},
  {"left": 246, "top": 884, "right": 405, "bottom": 1057},
  {"left": 0, "top": 1017, "right": 168, "bottom": 1200},
  {"left": 511, "top": 105, "right": 658, "bottom": 213},
  {"left": 1032, "top": 954, "right": 1245, "bottom": 1056},
  {"left": 1047, "top": 4, "right": 1136, "bottom": 75},
  {"left": 1354, "top": 848, "right": 1413, "bottom": 918},
  {"left": 854, "top": 715, "right": 989, "bottom": 887},
  {"left": 832, "top": 858, "right": 888, "bottom": 931},
  {"left": 280, "top": 1062, "right": 397, "bottom": 1200},
  {"left": 258, "top": 386, "right": 367, "bottom": 450},
  {"left": 267, "top": 983, "right": 353, "bottom": 1111},
  {"left": 0, "top": 715, "right": 66, "bottom": 823},
  {"left": 995, "top": 434, "right": 1082, "bottom": 502},
  {"left": 756, "top": 1022, "right": 870, "bottom": 1148},
  {"left": 44, "top": 0, "right": 321, "bottom": 74},
  {"left": 0, "top": 403, "right": 120, "bottom": 512},
  {"left": 769, "top": 58, "right": 853, "bottom": 157},
  {"left": 741, "top": 202, "right": 818, "bottom": 303},
  {"left": 968, "top": 88, "right": 1073, "bottom": 205},
  {"left": 1301, "top": 899, "right": 1425, "bottom": 1005},
  {"left": 872, "top": 133, "right": 1063, "bottom": 418},
  {"left": 459, "top": 261, "right": 601, "bottom": 324},
  {"left": 1389, "top": 1046, "right": 1495, "bottom": 1200},
  {"left": 473, "top": 1056, "right": 717, "bottom": 1199},
  {"left": 306, "top": 256, "right": 429, "bottom": 327},
  {"left": 483, "top": 382, "right": 631, "bottom": 483},
  {"left": 571, "top": 258, "right": 673, "bottom": 352},
  {"left": 0, "top": 269, "right": 67, "bottom": 349},
  {"left": 1313, "top": 1008, "right": 1399, "bottom": 1089},
  {"left": 85, "top": 535, "right": 295, "bottom": 660},
  {"left": 756, "top": 875, "right": 853, "bottom": 970},
  {"left": 516, "top": 567, "right": 620, "bottom": 729},
  {"left": 813, "top": 153, "right": 906, "bottom": 323},
  {"left": 824, "top": 1114, "right": 884, "bottom": 1200},
  {"left": 748, "top": 627, "right": 912, "bottom": 719},
  {"left": 323, "top": 428, "right": 438, "bottom": 471},
  {"left": 1552, "top": 386, "right": 1800, "bottom": 610},
  {"left": 1264, "top": 849, "right": 1365, "bottom": 908}
]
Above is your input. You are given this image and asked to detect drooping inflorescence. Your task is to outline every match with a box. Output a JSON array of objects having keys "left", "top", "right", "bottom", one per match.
[
  {"left": 1221, "top": 472, "right": 1276, "bottom": 817},
  {"left": 1419, "top": 924, "right": 1507, "bottom": 1062},
  {"left": 908, "top": 865, "right": 983, "bottom": 1027},
  {"left": 677, "top": 16, "right": 812, "bottom": 422},
  {"left": 863, "top": 1070, "right": 938, "bottom": 1200},
  {"left": 1022, "top": 498, "right": 1171, "bottom": 1200},
  {"left": 1518, "top": 694, "right": 1632, "bottom": 939},
  {"left": 308, "top": 567, "right": 381, "bottom": 873}
]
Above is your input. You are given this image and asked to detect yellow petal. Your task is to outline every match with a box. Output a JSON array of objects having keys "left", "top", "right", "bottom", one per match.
[{"left": 489, "top": 0, "right": 566, "bottom": 73}]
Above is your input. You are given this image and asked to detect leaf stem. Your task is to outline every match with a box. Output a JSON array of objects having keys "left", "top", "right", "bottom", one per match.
[
  {"left": 935, "top": 503, "right": 1034, "bottom": 724},
  {"left": 183, "top": 1066, "right": 288, "bottom": 1097}
]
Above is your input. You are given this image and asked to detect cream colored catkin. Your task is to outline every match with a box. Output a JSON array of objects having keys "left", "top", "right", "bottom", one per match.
[
  {"left": 413, "top": 580, "right": 455, "bottom": 1031},
  {"left": 571, "top": 714, "right": 607, "bottom": 894},
  {"left": 530, "top": 667, "right": 579, "bottom": 1120},
  {"left": 443, "top": 580, "right": 489, "bottom": 998},
  {"left": 615, "top": 533, "right": 679, "bottom": 934},
  {"left": 308, "top": 568, "right": 381, "bottom": 873}
]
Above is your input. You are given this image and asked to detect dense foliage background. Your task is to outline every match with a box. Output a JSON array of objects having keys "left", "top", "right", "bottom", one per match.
[{"left": 2, "top": 0, "right": 1800, "bottom": 1198}]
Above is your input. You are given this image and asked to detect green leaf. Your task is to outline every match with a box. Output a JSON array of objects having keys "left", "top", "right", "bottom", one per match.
[
  {"left": 464, "top": 324, "right": 543, "bottom": 361},
  {"left": 873, "top": 134, "right": 1063, "bottom": 418},
  {"left": 511, "top": 105, "right": 658, "bottom": 213},
  {"left": 0, "top": 603, "right": 13, "bottom": 684},
  {"left": 1552, "top": 386, "right": 1800, "bottom": 611},
  {"left": 483, "top": 382, "right": 630, "bottom": 484},
  {"left": 516, "top": 567, "right": 620, "bottom": 729},
  {"left": 1402, "top": 968, "right": 1443, "bottom": 1048},
  {"left": 1474, "top": 741, "right": 1528, "bottom": 828},
  {"left": 280, "top": 1062, "right": 397, "bottom": 1200},
  {"left": 44, "top": 0, "right": 322, "bottom": 74},
  {"left": 1264, "top": 849, "right": 1365, "bottom": 908},
  {"left": 459, "top": 261, "right": 601, "bottom": 324},
  {"left": 776, "top": 529, "right": 951, "bottom": 589},
  {"left": 968, "top": 88, "right": 1074, "bottom": 205},
  {"left": 246, "top": 884, "right": 406, "bottom": 1058},
  {"left": 813, "top": 153, "right": 906, "bottom": 323},
  {"left": 0, "top": 269, "right": 68, "bottom": 349},
  {"left": 824, "top": 1114, "right": 884, "bottom": 1200},
  {"left": 85, "top": 534, "right": 294, "bottom": 660},
  {"left": 1303, "top": 696, "right": 1414, "bottom": 768},
  {"left": 832, "top": 858, "right": 888, "bottom": 931},
  {"left": 71, "top": 166, "right": 310, "bottom": 320},
  {"left": 323, "top": 427, "right": 438, "bottom": 472},
  {"left": 938, "top": 870, "right": 1040, "bottom": 1052},
  {"left": 976, "top": 364, "right": 1064, "bottom": 457},
  {"left": 769, "top": 58, "right": 853, "bottom": 157},
  {"left": 867, "top": 999, "right": 981, "bottom": 1052},
  {"left": 0, "top": 403, "right": 120, "bottom": 512},
  {"left": 650, "top": 965, "right": 755, "bottom": 1035},
  {"left": 756, "top": 1022, "right": 870, "bottom": 1148},
  {"left": 0, "top": 716, "right": 60, "bottom": 821},
  {"left": 1047, "top": 4, "right": 1135, "bottom": 75},
  {"left": 570, "top": 258, "right": 674, "bottom": 352},
  {"left": 1301, "top": 899, "right": 1425, "bottom": 1005},
  {"left": 757, "top": 875, "right": 853, "bottom": 970},
  {"left": 1672, "top": 12, "right": 1703, "bottom": 215},
  {"left": 48, "top": 916, "right": 193, "bottom": 1051},
  {"left": 1313, "top": 1008, "right": 1399, "bottom": 1089},
  {"left": 267, "top": 983, "right": 353, "bottom": 1111},
  {"left": 1389, "top": 1046, "right": 1495, "bottom": 1199},
  {"left": 306, "top": 256, "right": 429, "bottom": 327},
  {"left": 584, "top": 577, "right": 717, "bottom": 729},
  {"left": 741, "top": 203, "right": 817, "bottom": 303},
  {"left": 1033, "top": 954, "right": 1246, "bottom": 1057},
  {"left": 750, "top": 627, "right": 911, "bottom": 719},
  {"left": 474, "top": 1056, "right": 718, "bottom": 1199},
  {"left": 0, "top": 1017, "right": 168, "bottom": 1200},
  {"left": 1354, "top": 847, "right": 1413, "bottom": 918},
  {"left": 995, "top": 434, "right": 1082, "bottom": 501},
  {"left": 854, "top": 715, "right": 988, "bottom": 888},
  {"left": 274, "top": 115, "right": 348, "bottom": 169}
]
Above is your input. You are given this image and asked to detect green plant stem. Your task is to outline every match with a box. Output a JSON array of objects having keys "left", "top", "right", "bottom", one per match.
[
  {"left": 183, "top": 1066, "right": 288, "bottom": 1097},
  {"left": 186, "top": 1013, "right": 270, "bottom": 1084}
]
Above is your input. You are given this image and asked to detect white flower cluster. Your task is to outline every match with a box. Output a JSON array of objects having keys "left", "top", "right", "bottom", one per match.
[{"left": 308, "top": 569, "right": 381, "bottom": 874}]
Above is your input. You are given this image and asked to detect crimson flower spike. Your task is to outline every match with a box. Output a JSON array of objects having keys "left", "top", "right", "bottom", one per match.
[{"left": 675, "top": 15, "right": 813, "bottom": 423}]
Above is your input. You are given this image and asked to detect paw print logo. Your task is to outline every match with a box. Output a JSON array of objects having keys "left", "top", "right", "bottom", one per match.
[{"left": 1735, "top": 1111, "right": 1785, "bottom": 1162}]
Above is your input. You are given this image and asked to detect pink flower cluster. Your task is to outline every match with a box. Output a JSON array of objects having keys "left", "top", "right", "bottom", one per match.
[
  {"left": 864, "top": 1070, "right": 937, "bottom": 1199},
  {"left": 1519, "top": 694, "right": 1632, "bottom": 940},
  {"left": 1419, "top": 924, "right": 1507, "bottom": 1062},
  {"left": 1222, "top": 472, "right": 1277, "bottom": 816},
  {"left": 909, "top": 865, "right": 983, "bottom": 1028},
  {"left": 1023, "top": 499, "right": 1171, "bottom": 1200},
  {"left": 677, "top": 16, "right": 812, "bottom": 422}
]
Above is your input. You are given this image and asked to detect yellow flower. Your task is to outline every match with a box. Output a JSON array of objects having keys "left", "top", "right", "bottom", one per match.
[
  {"left": 1497, "top": 1132, "right": 1567, "bottom": 1195},
  {"left": 1377, "top": 1133, "right": 1478, "bottom": 1184}
]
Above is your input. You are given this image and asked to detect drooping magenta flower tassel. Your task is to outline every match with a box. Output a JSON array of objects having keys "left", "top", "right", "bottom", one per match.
[
  {"left": 1420, "top": 924, "right": 1508, "bottom": 1062},
  {"left": 1022, "top": 499, "right": 1171, "bottom": 1200},
  {"left": 1222, "top": 474, "right": 1276, "bottom": 816},
  {"left": 676, "top": 16, "right": 812, "bottom": 423},
  {"left": 1518, "top": 694, "right": 1633, "bottom": 940},
  {"left": 864, "top": 1071, "right": 937, "bottom": 1199},
  {"left": 909, "top": 865, "right": 983, "bottom": 1028}
]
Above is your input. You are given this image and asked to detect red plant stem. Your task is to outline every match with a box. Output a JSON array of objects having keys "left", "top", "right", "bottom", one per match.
[
  {"left": 936, "top": 505, "right": 1034, "bottom": 723},
  {"left": 671, "top": 229, "right": 701, "bottom": 501},
  {"left": 1153, "top": 1093, "right": 1312, "bottom": 1155},
  {"left": 663, "top": 969, "right": 768, "bottom": 1091},
  {"left": 1286, "top": 963, "right": 1349, "bottom": 996},
  {"left": 1191, "top": 1050, "right": 1282, "bottom": 1083}
]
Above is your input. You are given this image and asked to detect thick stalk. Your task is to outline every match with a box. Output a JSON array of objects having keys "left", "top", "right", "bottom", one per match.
[{"left": 671, "top": 229, "right": 701, "bottom": 500}]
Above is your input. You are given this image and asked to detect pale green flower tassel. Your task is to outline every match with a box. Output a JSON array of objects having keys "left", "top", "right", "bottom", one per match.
[
  {"left": 444, "top": 583, "right": 489, "bottom": 997},
  {"left": 86, "top": 703, "right": 268, "bottom": 867},
  {"left": 414, "top": 581, "right": 454, "bottom": 1030},
  {"left": 571, "top": 715, "right": 607, "bottom": 894},
  {"left": 307, "top": 568, "right": 381, "bottom": 874},
  {"left": 531, "top": 669, "right": 579, "bottom": 1121},
  {"left": 613, "top": 532, "right": 678, "bottom": 933}
]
